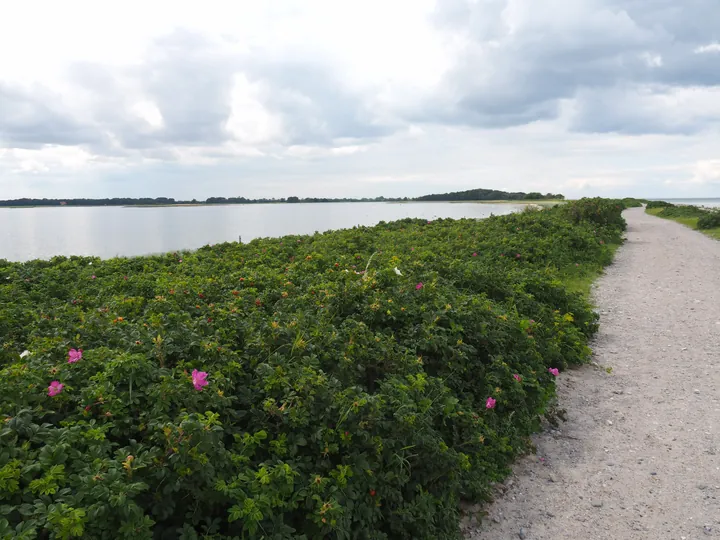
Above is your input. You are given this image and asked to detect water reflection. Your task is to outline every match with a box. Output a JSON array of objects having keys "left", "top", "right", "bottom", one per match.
[{"left": 0, "top": 202, "right": 525, "bottom": 262}]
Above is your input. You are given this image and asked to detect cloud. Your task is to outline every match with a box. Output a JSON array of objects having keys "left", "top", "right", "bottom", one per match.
[
  {"left": 695, "top": 43, "right": 720, "bottom": 54},
  {"left": 2, "top": 28, "right": 396, "bottom": 159},
  {"left": 568, "top": 85, "right": 720, "bottom": 134},
  {"left": 62, "top": 30, "right": 250, "bottom": 152},
  {"left": 424, "top": 0, "right": 720, "bottom": 132},
  {"left": 690, "top": 160, "right": 720, "bottom": 184},
  {"left": 0, "top": 82, "right": 103, "bottom": 148},
  {"left": 4, "top": 1, "right": 720, "bottom": 150},
  {"left": 244, "top": 58, "right": 394, "bottom": 145}
]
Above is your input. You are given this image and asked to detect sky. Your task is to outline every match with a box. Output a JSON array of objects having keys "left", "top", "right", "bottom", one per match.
[{"left": 1, "top": 0, "right": 720, "bottom": 200}]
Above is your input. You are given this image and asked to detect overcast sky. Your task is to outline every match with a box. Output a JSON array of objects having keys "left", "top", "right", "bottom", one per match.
[{"left": 1, "top": 0, "right": 719, "bottom": 200}]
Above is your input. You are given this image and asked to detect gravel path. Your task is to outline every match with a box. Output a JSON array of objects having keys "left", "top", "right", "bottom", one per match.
[{"left": 465, "top": 207, "right": 720, "bottom": 540}]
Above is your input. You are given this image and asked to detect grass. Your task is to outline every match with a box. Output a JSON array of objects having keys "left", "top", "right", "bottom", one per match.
[
  {"left": 562, "top": 242, "right": 621, "bottom": 297},
  {"left": 646, "top": 207, "right": 720, "bottom": 240}
]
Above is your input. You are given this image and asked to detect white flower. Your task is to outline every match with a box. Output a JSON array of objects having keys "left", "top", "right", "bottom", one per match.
[
  {"left": 394, "top": 267, "right": 403, "bottom": 276},
  {"left": 20, "top": 350, "right": 30, "bottom": 358},
  {"left": 88, "top": 262, "right": 93, "bottom": 265}
]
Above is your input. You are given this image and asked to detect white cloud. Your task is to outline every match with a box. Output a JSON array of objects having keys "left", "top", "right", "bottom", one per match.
[
  {"left": 131, "top": 101, "right": 164, "bottom": 129},
  {"left": 225, "top": 74, "right": 283, "bottom": 145},
  {"left": 640, "top": 52, "right": 663, "bottom": 67},
  {"left": 694, "top": 43, "right": 720, "bottom": 54},
  {"left": 284, "top": 145, "right": 368, "bottom": 159},
  {"left": 690, "top": 160, "right": 720, "bottom": 184},
  {"left": 6, "top": 146, "right": 106, "bottom": 173}
]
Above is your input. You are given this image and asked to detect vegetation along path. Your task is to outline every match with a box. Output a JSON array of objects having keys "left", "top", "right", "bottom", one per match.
[{"left": 468, "top": 207, "right": 720, "bottom": 539}]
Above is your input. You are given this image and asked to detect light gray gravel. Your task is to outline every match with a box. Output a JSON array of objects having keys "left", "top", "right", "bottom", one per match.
[{"left": 464, "top": 208, "right": 720, "bottom": 540}]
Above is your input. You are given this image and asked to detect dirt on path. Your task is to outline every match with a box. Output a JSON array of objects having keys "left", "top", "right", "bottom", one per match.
[{"left": 465, "top": 207, "right": 720, "bottom": 540}]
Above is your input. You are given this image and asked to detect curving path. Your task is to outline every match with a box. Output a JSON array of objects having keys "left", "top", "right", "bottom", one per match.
[{"left": 466, "top": 207, "right": 720, "bottom": 540}]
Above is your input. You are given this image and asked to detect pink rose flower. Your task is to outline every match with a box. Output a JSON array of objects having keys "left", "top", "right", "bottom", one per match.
[
  {"left": 48, "top": 380, "right": 64, "bottom": 397},
  {"left": 192, "top": 369, "right": 209, "bottom": 391},
  {"left": 68, "top": 348, "right": 83, "bottom": 364}
]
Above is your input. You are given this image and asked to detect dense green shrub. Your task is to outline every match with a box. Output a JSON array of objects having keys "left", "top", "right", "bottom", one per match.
[
  {"left": 656, "top": 205, "right": 707, "bottom": 219},
  {"left": 621, "top": 198, "right": 646, "bottom": 208},
  {"left": 697, "top": 210, "right": 720, "bottom": 230},
  {"left": 646, "top": 200, "right": 675, "bottom": 209},
  {"left": 560, "top": 197, "right": 627, "bottom": 233},
  {"left": 0, "top": 200, "right": 624, "bottom": 539}
]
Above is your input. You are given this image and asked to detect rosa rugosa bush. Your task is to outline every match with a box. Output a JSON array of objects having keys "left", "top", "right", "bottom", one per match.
[
  {"left": 0, "top": 199, "right": 625, "bottom": 539},
  {"left": 697, "top": 209, "right": 720, "bottom": 230}
]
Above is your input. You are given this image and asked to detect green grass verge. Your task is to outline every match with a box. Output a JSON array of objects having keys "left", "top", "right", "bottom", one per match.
[
  {"left": 561, "top": 243, "right": 621, "bottom": 297},
  {"left": 646, "top": 207, "right": 720, "bottom": 240}
]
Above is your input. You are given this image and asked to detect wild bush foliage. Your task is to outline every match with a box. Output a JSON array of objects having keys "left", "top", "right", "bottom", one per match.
[
  {"left": 656, "top": 205, "right": 708, "bottom": 219},
  {"left": 620, "top": 198, "right": 646, "bottom": 208},
  {"left": 697, "top": 210, "right": 720, "bottom": 230},
  {"left": 0, "top": 199, "right": 626, "bottom": 539},
  {"left": 645, "top": 200, "right": 675, "bottom": 209}
]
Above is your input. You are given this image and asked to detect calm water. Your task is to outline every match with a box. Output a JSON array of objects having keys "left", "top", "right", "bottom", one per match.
[
  {"left": 651, "top": 198, "right": 720, "bottom": 208},
  {"left": 0, "top": 202, "right": 526, "bottom": 262}
]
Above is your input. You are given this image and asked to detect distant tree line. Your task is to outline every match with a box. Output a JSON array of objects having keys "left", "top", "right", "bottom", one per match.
[
  {"left": 204, "top": 195, "right": 410, "bottom": 204},
  {"left": 0, "top": 189, "right": 564, "bottom": 207},
  {"left": 0, "top": 196, "right": 415, "bottom": 207},
  {"left": 0, "top": 197, "right": 181, "bottom": 207},
  {"left": 415, "top": 188, "right": 564, "bottom": 202}
]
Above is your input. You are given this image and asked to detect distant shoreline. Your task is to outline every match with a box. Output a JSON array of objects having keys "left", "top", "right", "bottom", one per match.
[{"left": 1, "top": 199, "right": 566, "bottom": 209}]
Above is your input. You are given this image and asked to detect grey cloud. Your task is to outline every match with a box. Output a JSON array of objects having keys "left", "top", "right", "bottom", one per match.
[
  {"left": 66, "top": 30, "right": 239, "bottom": 151},
  {"left": 4, "top": 1, "right": 719, "bottom": 155},
  {"left": 2, "top": 30, "right": 393, "bottom": 155},
  {"left": 569, "top": 86, "right": 710, "bottom": 135},
  {"left": 140, "top": 30, "right": 237, "bottom": 146},
  {"left": 609, "top": 0, "right": 719, "bottom": 42},
  {"left": 425, "top": 0, "right": 720, "bottom": 132},
  {"left": 0, "top": 83, "right": 103, "bottom": 148},
  {"left": 245, "top": 61, "right": 392, "bottom": 145}
]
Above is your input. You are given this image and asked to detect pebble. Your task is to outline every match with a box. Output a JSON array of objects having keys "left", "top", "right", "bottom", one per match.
[
  {"left": 694, "top": 389, "right": 701, "bottom": 394},
  {"left": 492, "top": 516, "right": 501, "bottom": 524},
  {"left": 518, "top": 527, "right": 527, "bottom": 539},
  {"left": 591, "top": 500, "right": 604, "bottom": 508}
]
